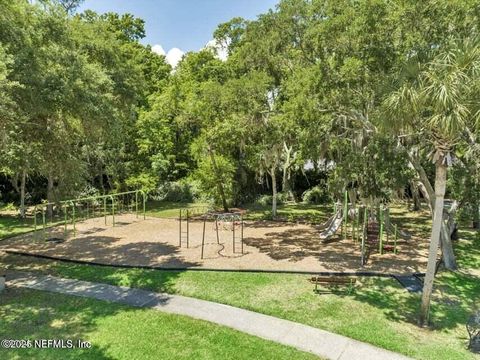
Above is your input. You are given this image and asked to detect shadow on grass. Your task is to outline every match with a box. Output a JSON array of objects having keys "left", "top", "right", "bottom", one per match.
[
  {"left": 0, "top": 287, "right": 120, "bottom": 359},
  {"left": 0, "top": 214, "right": 35, "bottom": 241},
  {"left": 348, "top": 273, "right": 480, "bottom": 333}
]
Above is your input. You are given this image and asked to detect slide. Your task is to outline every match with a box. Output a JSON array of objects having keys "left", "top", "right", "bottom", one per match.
[
  {"left": 318, "top": 212, "right": 337, "bottom": 230},
  {"left": 319, "top": 212, "right": 343, "bottom": 241}
]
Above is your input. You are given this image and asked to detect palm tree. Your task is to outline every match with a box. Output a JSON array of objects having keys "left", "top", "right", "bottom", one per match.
[{"left": 384, "top": 39, "right": 480, "bottom": 326}]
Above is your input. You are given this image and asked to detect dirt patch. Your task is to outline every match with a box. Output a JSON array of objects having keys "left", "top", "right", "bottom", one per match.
[{"left": 0, "top": 214, "right": 429, "bottom": 273}]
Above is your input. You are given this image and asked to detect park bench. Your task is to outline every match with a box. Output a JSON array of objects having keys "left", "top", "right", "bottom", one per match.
[
  {"left": 309, "top": 276, "right": 356, "bottom": 293},
  {"left": 467, "top": 311, "right": 480, "bottom": 352}
]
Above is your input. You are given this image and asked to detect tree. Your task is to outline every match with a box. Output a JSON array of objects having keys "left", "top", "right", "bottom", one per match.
[{"left": 385, "top": 40, "right": 480, "bottom": 325}]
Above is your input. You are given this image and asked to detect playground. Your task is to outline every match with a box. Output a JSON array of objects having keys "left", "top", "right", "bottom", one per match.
[{"left": 0, "top": 196, "right": 430, "bottom": 274}]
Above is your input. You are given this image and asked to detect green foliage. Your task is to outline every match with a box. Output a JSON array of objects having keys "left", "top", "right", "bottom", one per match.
[
  {"left": 328, "top": 136, "right": 413, "bottom": 202},
  {"left": 154, "top": 180, "right": 196, "bottom": 203},
  {"left": 302, "top": 185, "right": 329, "bottom": 204},
  {"left": 192, "top": 154, "right": 236, "bottom": 206},
  {"left": 255, "top": 193, "right": 290, "bottom": 207}
]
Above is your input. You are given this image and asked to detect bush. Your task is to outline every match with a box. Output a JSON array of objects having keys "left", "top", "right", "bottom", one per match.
[
  {"left": 255, "top": 193, "right": 288, "bottom": 206},
  {"left": 154, "top": 181, "right": 195, "bottom": 202},
  {"left": 302, "top": 185, "right": 329, "bottom": 204}
]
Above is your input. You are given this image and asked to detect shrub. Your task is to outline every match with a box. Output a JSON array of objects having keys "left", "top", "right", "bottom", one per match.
[
  {"left": 255, "top": 193, "right": 288, "bottom": 206},
  {"left": 302, "top": 186, "right": 328, "bottom": 204},
  {"left": 154, "top": 181, "right": 195, "bottom": 202}
]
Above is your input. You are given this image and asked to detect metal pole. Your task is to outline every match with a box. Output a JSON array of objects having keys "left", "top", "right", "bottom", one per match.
[
  {"left": 233, "top": 216, "right": 236, "bottom": 253},
  {"left": 135, "top": 191, "right": 139, "bottom": 218},
  {"left": 179, "top": 209, "right": 182, "bottom": 247},
  {"left": 72, "top": 201, "right": 76, "bottom": 236},
  {"left": 142, "top": 191, "right": 146, "bottom": 220},
  {"left": 104, "top": 197, "right": 107, "bottom": 225},
  {"left": 362, "top": 207, "right": 367, "bottom": 266},
  {"left": 379, "top": 206, "right": 384, "bottom": 255},
  {"left": 64, "top": 203, "right": 68, "bottom": 237},
  {"left": 394, "top": 224, "right": 398, "bottom": 254},
  {"left": 201, "top": 216, "right": 206, "bottom": 259},
  {"left": 110, "top": 195, "right": 115, "bottom": 227},
  {"left": 215, "top": 217, "right": 219, "bottom": 244},
  {"left": 343, "top": 191, "right": 348, "bottom": 239},
  {"left": 42, "top": 207, "right": 46, "bottom": 241},
  {"left": 241, "top": 215, "right": 244, "bottom": 254},
  {"left": 186, "top": 210, "right": 189, "bottom": 248},
  {"left": 34, "top": 206, "right": 38, "bottom": 232}
]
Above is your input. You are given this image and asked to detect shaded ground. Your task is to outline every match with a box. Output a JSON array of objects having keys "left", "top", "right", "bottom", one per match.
[{"left": 1, "top": 213, "right": 429, "bottom": 273}]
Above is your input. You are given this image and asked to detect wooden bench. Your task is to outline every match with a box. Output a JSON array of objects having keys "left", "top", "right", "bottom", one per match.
[{"left": 309, "top": 276, "right": 357, "bottom": 293}]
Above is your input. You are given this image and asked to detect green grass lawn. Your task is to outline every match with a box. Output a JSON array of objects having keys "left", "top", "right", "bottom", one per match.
[
  {"left": 0, "top": 287, "right": 317, "bottom": 360},
  {"left": 1, "top": 201, "right": 479, "bottom": 359},
  {"left": 145, "top": 201, "right": 211, "bottom": 218},
  {"left": 2, "top": 244, "right": 478, "bottom": 360},
  {"left": 243, "top": 202, "right": 332, "bottom": 222},
  {"left": 0, "top": 214, "right": 35, "bottom": 241},
  {"left": 144, "top": 200, "right": 333, "bottom": 222}
]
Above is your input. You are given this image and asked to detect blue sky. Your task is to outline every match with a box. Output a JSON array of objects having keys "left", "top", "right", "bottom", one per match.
[{"left": 79, "top": 1, "right": 278, "bottom": 53}]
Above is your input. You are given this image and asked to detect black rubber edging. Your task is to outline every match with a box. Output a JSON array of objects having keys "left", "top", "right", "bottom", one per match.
[{"left": 4, "top": 250, "right": 424, "bottom": 277}]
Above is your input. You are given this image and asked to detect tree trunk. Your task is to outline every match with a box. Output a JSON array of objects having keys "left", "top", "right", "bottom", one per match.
[
  {"left": 411, "top": 181, "right": 421, "bottom": 211},
  {"left": 281, "top": 143, "right": 295, "bottom": 200},
  {"left": 19, "top": 169, "right": 26, "bottom": 218},
  {"left": 440, "top": 201, "right": 458, "bottom": 270},
  {"left": 208, "top": 148, "right": 228, "bottom": 212},
  {"left": 271, "top": 166, "right": 277, "bottom": 218},
  {"left": 473, "top": 203, "right": 480, "bottom": 229},
  {"left": 47, "top": 172, "right": 54, "bottom": 218},
  {"left": 419, "top": 162, "right": 447, "bottom": 326},
  {"left": 409, "top": 153, "right": 456, "bottom": 269},
  {"left": 99, "top": 165, "right": 105, "bottom": 192}
]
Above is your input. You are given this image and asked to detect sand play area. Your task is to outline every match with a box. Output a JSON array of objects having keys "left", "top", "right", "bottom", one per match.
[{"left": 0, "top": 214, "right": 430, "bottom": 274}]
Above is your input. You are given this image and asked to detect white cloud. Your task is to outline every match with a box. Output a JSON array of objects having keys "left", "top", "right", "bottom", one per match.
[
  {"left": 152, "top": 44, "right": 166, "bottom": 56},
  {"left": 166, "top": 48, "right": 184, "bottom": 68},
  {"left": 152, "top": 44, "right": 184, "bottom": 68},
  {"left": 205, "top": 39, "right": 228, "bottom": 61}
]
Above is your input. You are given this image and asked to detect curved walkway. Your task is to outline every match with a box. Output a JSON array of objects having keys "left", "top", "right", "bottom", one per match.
[{"left": 6, "top": 271, "right": 411, "bottom": 360}]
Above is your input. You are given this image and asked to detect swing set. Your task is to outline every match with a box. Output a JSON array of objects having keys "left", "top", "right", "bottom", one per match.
[{"left": 178, "top": 208, "right": 244, "bottom": 259}]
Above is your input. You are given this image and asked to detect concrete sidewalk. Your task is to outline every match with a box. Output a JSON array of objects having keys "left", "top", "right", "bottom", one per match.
[{"left": 6, "top": 271, "right": 411, "bottom": 360}]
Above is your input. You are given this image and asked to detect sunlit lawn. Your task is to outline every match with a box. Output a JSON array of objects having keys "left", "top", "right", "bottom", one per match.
[
  {"left": 0, "top": 214, "right": 35, "bottom": 241},
  {"left": 0, "top": 287, "right": 317, "bottom": 360}
]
